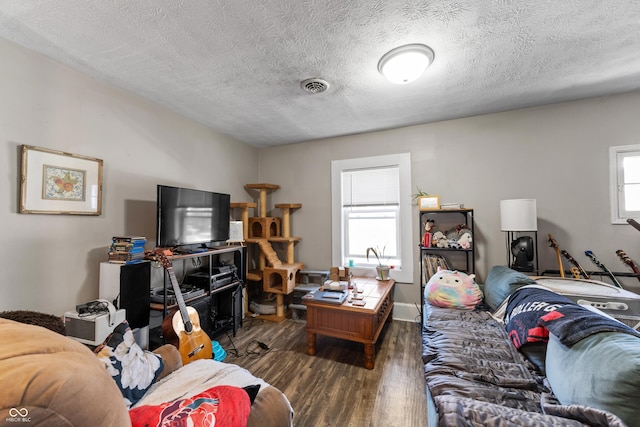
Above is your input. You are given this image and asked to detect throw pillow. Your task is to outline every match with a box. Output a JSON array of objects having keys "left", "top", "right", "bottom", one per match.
[
  {"left": 546, "top": 332, "right": 640, "bottom": 427},
  {"left": 424, "top": 268, "right": 482, "bottom": 310},
  {"left": 483, "top": 265, "right": 535, "bottom": 310},
  {"left": 129, "top": 385, "right": 251, "bottom": 427},
  {"left": 95, "top": 320, "right": 164, "bottom": 408}
]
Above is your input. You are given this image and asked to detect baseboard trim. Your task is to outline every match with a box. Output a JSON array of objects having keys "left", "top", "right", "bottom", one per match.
[{"left": 392, "top": 302, "right": 420, "bottom": 323}]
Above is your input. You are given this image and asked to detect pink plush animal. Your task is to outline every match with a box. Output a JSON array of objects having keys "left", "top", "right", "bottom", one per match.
[{"left": 425, "top": 268, "right": 482, "bottom": 310}]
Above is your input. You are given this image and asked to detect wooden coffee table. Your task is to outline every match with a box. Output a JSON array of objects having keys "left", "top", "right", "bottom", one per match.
[{"left": 305, "top": 277, "right": 394, "bottom": 369}]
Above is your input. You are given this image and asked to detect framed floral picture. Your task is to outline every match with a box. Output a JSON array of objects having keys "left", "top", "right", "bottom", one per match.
[{"left": 20, "top": 145, "right": 103, "bottom": 215}]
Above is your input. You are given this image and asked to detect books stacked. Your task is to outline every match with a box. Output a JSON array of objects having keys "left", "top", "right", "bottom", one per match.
[
  {"left": 440, "top": 203, "right": 465, "bottom": 209},
  {"left": 108, "top": 236, "right": 147, "bottom": 264}
]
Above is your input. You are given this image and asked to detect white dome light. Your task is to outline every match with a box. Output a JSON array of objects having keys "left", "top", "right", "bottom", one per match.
[{"left": 378, "top": 44, "right": 435, "bottom": 84}]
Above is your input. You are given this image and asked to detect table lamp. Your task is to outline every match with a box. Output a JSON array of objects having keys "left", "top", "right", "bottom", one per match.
[{"left": 500, "top": 199, "right": 538, "bottom": 272}]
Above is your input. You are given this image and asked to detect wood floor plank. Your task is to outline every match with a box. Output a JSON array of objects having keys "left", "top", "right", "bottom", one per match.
[{"left": 217, "top": 317, "right": 428, "bottom": 427}]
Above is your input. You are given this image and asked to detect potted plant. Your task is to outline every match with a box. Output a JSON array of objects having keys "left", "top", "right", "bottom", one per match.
[
  {"left": 411, "top": 186, "right": 429, "bottom": 204},
  {"left": 366, "top": 244, "right": 391, "bottom": 280}
]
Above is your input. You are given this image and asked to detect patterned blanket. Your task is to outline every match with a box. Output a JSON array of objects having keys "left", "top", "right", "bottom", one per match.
[
  {"left": 422, "top": 304, "right": 628, "bottom": 426},
  {"left": 505, "top": 287, "right": 640, "bottom": 348}
]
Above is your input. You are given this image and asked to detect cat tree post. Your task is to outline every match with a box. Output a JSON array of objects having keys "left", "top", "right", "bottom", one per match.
[
  {"left": 245, "top": 183, "right": 280, "bottom": 218},
  {"left": 275, "top": 203, "right": 301, "bottom": 263}
]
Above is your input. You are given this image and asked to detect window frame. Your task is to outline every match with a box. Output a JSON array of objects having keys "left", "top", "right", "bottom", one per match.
[
  {"left": 343, "top": 205, "right": 401, "bottom": 266},
  {"left": 331, "top": 153, "right": 413, "bottom": 283},
  {"left": 609, "top": 144, "right": 640, "bottom": 224}
]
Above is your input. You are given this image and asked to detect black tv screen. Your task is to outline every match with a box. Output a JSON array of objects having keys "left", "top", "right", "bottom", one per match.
[{"left": 156, "top": 185, "right": 230, "bottom": 248}]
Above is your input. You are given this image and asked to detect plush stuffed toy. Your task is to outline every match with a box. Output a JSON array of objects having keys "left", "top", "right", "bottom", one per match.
[
  {"left": 425, "top": 268, "right": 483, "bottom": 310},
  {"left": 445, "top": 224, "right": 473, "bottom": 249},
  {"left": 456, "top": 231, "right": 473, "bottom": 249},
  {"left": 431, "top": 231, "right": 448, "bottom": 248}
]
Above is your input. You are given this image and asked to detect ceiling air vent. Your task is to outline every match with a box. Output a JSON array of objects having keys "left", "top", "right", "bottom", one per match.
[{"left": 301, "top": 78, "right": 329, "bottom": 94}]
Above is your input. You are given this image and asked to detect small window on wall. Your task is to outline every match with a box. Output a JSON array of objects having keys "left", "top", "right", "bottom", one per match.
[
  {"left": 331, "top": 153, "right": 413, "bottom": 283},
  {"left": 610, "top": 144, "right": 640, "bottom": 224}
]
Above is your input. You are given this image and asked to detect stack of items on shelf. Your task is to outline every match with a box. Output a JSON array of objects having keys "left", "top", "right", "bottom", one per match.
[
  {"left": 440, "top": 202, "right": 464, "bottom": 209},
  {"left": 108, "top": 236, "right": 146, "bottom": 264},
  {"left": 422, "top": 254, "right": 450, "bottom": 283}
]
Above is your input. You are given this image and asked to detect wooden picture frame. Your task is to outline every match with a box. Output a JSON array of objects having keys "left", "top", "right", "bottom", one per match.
[
  {"left": 418, "top": 195, "right": 440, "bottom": 211},
  {"left": 20, "top": 145, "right": 103, "bottom": 215}
]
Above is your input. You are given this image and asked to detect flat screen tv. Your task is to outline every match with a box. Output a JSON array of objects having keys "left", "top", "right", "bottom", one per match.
[{"left": 156, "top": 185, "right": 230, "bottom": 249}]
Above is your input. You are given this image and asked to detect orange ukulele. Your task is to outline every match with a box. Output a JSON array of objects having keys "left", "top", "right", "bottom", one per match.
[{"left": 155, "top": 251, "right": 212, "bottom": 365}]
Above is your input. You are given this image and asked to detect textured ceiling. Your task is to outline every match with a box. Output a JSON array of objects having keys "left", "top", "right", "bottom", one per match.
[{"left": 1, "top": 1, "right": 640, "bottom": 147}]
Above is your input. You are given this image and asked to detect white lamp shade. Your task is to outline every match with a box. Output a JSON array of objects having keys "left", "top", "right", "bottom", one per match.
[{"left": 500, "top": 199, "right": 537, "bottom": 231}]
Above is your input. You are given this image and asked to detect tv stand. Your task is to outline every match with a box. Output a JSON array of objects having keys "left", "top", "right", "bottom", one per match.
[
  {"left": 189, "top": 248, "right": 208, "bottom": 254},
  {"left": 173, "top": 243, "right": 211, "bottom": 254},
  {"left": 149, "top": 245, "right": 246, "bottom": 350}
]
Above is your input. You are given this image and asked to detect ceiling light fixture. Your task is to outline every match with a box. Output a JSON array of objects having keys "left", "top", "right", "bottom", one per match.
[{"left": 378, "top": 44, "right": 435, "bottom": 84}]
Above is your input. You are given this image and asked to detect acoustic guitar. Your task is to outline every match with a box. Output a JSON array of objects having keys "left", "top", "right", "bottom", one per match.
[
  {"left": 616, "top": 249, "right": 640, "bottom": 283},
  {"left": 547, "top": 234, "right": 565, "bottom": 278},
  {"left": 155, "top": 251, "right": 213, "bottom": 365},
  {"left": 585, "top": 250, "right": 623, "bottom": 289}
]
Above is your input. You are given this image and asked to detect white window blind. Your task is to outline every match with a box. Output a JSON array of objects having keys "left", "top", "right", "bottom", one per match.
[{"left": 342, "top": 167, "right": 400, "bottom": 207}]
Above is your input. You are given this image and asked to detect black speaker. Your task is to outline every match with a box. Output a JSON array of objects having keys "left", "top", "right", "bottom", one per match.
[
  {"left": 234, "top": 246, "right": 247, "bottom": 284},
  {"left": 188, "top": 295, "right": 212, "bottom": 337},
  {"left": 99, "top": 262, "right": 150, "bottom": 329}
]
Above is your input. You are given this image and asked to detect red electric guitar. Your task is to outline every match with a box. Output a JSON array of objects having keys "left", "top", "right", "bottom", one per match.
[{"left": 154, "top": 251, "right": 213, "bottom": 365}]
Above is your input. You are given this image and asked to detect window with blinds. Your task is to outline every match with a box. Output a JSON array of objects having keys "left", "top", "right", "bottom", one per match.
[
  {"left": 341, "top": 166, "right": 400, "bottom": 266},
  {"left": 331, "top": 153, "right": 413, "bottom": 283}
]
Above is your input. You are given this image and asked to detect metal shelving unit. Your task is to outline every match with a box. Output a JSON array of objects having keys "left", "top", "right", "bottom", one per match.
[{"left": 419, "top": 208, "right": 475, "bottom": 323}]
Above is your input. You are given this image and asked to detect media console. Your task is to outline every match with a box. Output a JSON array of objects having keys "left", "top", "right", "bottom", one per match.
[{"left": 149, "top": 245, "right": 246, "bottom": 350}]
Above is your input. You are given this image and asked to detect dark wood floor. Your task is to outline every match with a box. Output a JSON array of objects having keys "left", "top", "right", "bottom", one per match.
[{"left": 217, "top": 316, "right": 428, "bottom": 427}]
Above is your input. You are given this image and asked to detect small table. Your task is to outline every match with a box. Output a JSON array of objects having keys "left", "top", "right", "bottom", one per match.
[{"left": 305, "top": 277, "right": 394, "bottom": 369}]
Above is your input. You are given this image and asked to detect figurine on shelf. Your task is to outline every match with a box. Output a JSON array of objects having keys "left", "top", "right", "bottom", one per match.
[{"left": 422, "top": 220, "right": 435, "bottom": 247}]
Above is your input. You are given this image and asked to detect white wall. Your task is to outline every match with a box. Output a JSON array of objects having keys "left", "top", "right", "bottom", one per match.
[
  {"left": 258, "top": 91, "right": 640, "bottom": 309},
  {"left": 0, "top": 38, "right": 259, "bottom": 315}
]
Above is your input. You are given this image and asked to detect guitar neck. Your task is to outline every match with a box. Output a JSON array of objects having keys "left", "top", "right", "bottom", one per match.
[
  {"left": 547, "top": 234, "right": 564, "bottom": 278},
  {"left": 585, "top": 250, "right": 623, "bottom": 289},
  {"left": 166, "top": 267, "right": 194, "bottom": 333},
  {"left": 627, "top": 218, "right": 640, "bottom": 233},
  {"left": 554, "top": 249, "right": 565, "bottom": 278},
  {"left": 560, "top": 250, "right": 590, "bottom": 279},
  {"left": 616, "top": 249, "right": 640, "bottom": 282}
]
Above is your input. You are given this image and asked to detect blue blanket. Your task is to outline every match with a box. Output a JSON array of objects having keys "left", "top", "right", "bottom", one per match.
[{"left": 505, "top": 287, "right": 640, "bottom": 348}]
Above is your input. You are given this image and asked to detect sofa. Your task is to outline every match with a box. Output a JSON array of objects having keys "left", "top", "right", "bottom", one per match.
[
  {"left": 422, "top": 266, "right": 640, "bottom": 427},
  {"left": 0, "top": 314, "right": 293, "bottom": 426}
]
